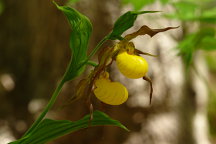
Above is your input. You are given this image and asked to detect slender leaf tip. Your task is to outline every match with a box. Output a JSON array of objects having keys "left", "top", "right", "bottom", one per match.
[
  {"left": 134, "top": 11, "right": 161, "bottom": 15},
  {"left": 93, "top": 110, "right": 130, "bottom": 131},
  {"left": 52, "top": 1, "right": 64, "bottom": 11}
]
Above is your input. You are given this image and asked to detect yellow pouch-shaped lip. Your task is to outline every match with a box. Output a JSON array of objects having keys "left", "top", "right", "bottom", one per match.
[
  {"left": 94, "top": 79, "right": 128, "bottom": 105},
  {"left": 116, "top": 51, "right": 148, "bottom": 79}
]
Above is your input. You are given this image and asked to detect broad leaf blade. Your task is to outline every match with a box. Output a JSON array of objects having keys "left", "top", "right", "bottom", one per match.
[
  {"left": 54, "top": 2, "right": 92, "bottom": 81},
  {"left": 109, "top": 11, "right": 159, "bottom": 40},
  {"left": 9, "top": 111, "right": 128, "bottom": 144}
]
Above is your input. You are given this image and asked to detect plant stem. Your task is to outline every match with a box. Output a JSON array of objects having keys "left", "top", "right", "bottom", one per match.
[
  {"left": 87, "top": 35, "right": 109, "bottom": 60},
  {"left": 23, "top": 34, "right": 109, "bottom": 137},
  {"left": 87, "top": 60, "right": 98, "bottom": 67},
  {"left": 23, "top": 78, "right": 65, "bottom": 137},
  {"left": 77, "top": 35, "right": 109, "bottom": 70}
]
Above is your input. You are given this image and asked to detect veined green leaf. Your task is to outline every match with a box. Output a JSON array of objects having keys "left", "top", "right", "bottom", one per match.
[
  {"left": 9, "top": 111, "right": 128, "bottom": 144},
  {"left": 54, "top": 2, "right": 92, "bottom": 81},
  {"left": 108, "top": 11, "right": 159, "bottom": 40}
]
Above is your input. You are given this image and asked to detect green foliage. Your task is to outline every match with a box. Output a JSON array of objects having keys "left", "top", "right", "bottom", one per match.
[
  {"left": 67, "top": 0, "right": 80, "bottom": 4},
  {"left": 122, "top": 0, "right": 155, "bottom": 11},
  {"left": 199, "top": 37, "right": 216, "bottom": 51},
  {"left": 178, "top": 28, "right": 216, "bottom": 67},
  {"left": 199, "top": 7, "right": 216, "bottom": 23},
  {"left": 108, "top": 11, "right": 159, "bottom": 40},
  {"left": 166, "top": 0, "right": 216, "bottom": 67},
  {"left": 9, "top": 111, "right": 128, "bottom": 144},
  {"left": 121, "top": 0, "right": 170, "bottom": 11},
  {"left": 54, "top": 2, "right": 92, "bottom": 81},
  {"left": 160, "top": 0, "right": 169, "bottom": 4},
  {"left": 166, "top": 1, "right": 198, "bottom": 21},
  {"left": 177, "top": 33, "right": 196, "bottom": 67},
  {"left": 166, "top": 1, "right": 216, "bottom": 23}
]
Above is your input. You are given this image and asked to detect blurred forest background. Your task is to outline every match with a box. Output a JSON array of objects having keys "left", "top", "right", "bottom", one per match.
[{"left": 0, "top": 0, "right": 216, "bottom": 144}]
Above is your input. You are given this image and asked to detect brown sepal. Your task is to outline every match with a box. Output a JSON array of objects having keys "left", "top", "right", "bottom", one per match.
[
  {"left": 135, "top": 49, "right": 158, "bottom": 57},
  {"left": 124, "top": 25, "right": 179, "bottom": 41},
  {"left": 143, "top": 76, "right": 153, "bottom": 104}
]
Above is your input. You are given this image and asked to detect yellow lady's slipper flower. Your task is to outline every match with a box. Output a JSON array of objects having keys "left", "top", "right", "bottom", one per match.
[
  {"left": 73, "top": 25, "right": 178, "bottom": 108},
  {"left": 76, "top": 26, "right": 178, "bottom": 106},
  {"left": 93, "top": 72, "right": 128, "bottom": 105},
  {"left": 116, "top": 50, "right": 148, "bottom": 79}
]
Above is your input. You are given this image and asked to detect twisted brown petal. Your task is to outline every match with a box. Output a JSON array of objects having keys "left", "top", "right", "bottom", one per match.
[{"left": 124, "top": 25, "right": 179, "bottom": 41}]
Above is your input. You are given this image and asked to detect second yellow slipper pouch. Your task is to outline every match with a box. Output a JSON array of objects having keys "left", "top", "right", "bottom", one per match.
[{"left": 94, "top": 78, "right": 128, "bottom": 105}]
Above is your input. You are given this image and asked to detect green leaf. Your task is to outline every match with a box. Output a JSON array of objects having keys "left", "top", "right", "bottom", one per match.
[
  {"left": 121, "top": 0, "right": 170, "bottom": 9},
  {"left": 199, "top": 7, "right": 216, "bottom": 23},
  {"left": 9, "top": 111, "right": 128, "bottom": 144},
  {"left": 108, "top": 11, "right": 159, "bottom": 40},
  {"left": 67, "top": 0, "right": 80, "bottom": 4},
  {"left": 87, "top": 60, "right": 98, "bottom": 67},
  {"left": 177, "top": 33, "right": 196, "bottom": 67},
  {"left": 196, "top": 28, "right": 215, "bottom": 51},
  {"left": 199, "top": 36, "right": 216, "bottom": 51},
  {"left": 122, "top": 0, "right": 156, "bottom": 11},
  {"left": 165, "top": 1, "right": 216, "bottom": 23},
  {"left": 177, "top": 28, "right": 215, "bottom": 67},
  {"left": 165, "top": 1, "right": 198, "bottom": 21},
  {"left": 54, "top": 2, "right": 92, "bottom": 81},
  {"left": 160, "top": 0, "right": 170, "bottom": 4}
]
